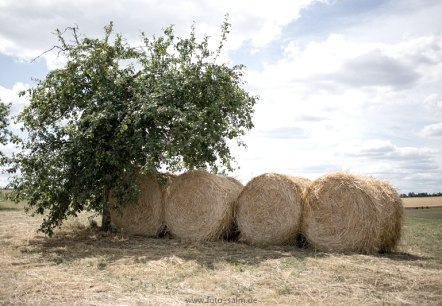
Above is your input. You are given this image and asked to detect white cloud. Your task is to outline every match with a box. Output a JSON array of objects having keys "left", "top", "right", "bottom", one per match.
[
  {"left": 424, "top": 94, "right": 442, "bottom": 114},
  {"left": 211, "top": 0, "right": 314, "bottom": 47},
  {"left": 232, "top": 28, "right": 442, "bottom": 192},
  {"left": 340, "top": 139, "right": 437, "bottom": 161},
  {"left": 0, "top": 83, "right": 28, "bottom": 140},
  {"left": 1, "top": 0, "right": 441, "bottom": 193},
  {"left": 0, "top": 0, "right": 316, "bottom": 68},
  {"left": 332, "top": 51, "right": 419, "bottom": 89},
  {"left": 0, "top": 83, "right": 28, "bottom": 116},
  {"left": 246, "top": 34, "right": 441, "bottom": 100},
  {"left": 420, "top": 122, "right": 442, "bottom": 138},
  {"left": 344, "top": 0, "right": 442, "bottom": 43},
  {"left": 0, "top": 84, "right": 28, "bottom": 188}
]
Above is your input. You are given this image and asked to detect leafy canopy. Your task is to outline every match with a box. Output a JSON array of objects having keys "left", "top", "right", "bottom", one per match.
[
  {"left": 0, "top": 100, "right": 11, "bottom": 147},
  {"left": 9, "top": 19, "right": 257, "bottom": 235},
  {"left": 0, "top": 99, "right": 18, "bottom": 166}
]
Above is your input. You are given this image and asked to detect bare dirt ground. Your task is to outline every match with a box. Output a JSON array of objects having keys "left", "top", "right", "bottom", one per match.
[
  {"left": 1, "top": 202, "right": 441, "bottom": 305},
  {"left": 402, "top": 196, "right": 442, "bottom": 208}
]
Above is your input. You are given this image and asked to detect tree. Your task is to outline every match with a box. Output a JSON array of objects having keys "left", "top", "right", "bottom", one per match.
[
  {"left": 9, "top": 19, "right": 257, "bottom": 235},
  {"left": 0, "top": 99, "right": 16, "bottom": 166},
  {"left": 0, "top": 100, "right": 10, "bottom": 148}
]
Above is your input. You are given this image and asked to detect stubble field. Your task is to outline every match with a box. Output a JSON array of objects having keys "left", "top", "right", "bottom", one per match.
[
  {"left": 402, "top": 196, "right": 442, "bottom": 208},
  {"left": 0, "top": 197, "right": 441, "bottom": 305}
]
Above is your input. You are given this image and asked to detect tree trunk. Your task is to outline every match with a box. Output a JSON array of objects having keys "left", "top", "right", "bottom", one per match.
[{"left": 101, "top": 188, "right": 112, "bottom": 231}]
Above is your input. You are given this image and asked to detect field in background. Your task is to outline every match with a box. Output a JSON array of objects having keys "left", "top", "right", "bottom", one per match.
[
  {"left": 402, "top": 196, "right": 442, "bottom": 208},
  {"left": 1, "top": 198, "right": 441, "bottom": 305}
]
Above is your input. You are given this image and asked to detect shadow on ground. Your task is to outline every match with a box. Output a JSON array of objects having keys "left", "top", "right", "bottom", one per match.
[
  {"left": 25, "top": 225, "right": 430, "bottom": 269},
  {"left": 26, "top": 227, "right": 316, "bottom": 269}
]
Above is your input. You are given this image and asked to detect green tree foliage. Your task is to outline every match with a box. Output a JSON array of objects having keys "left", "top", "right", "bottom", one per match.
[
  {"left": 0, "top": 100, "right": 11, "bottom": 146},
  {"left": 0, "top": 99, "right": 16, "bottom": 166},
  {"left": 9, "top": 20, "right": 257, "bottom": 235}
]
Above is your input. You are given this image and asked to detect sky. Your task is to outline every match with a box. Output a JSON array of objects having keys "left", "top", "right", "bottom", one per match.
[{"left": 0, "top": 0, "right": 441, "bottom": 193}]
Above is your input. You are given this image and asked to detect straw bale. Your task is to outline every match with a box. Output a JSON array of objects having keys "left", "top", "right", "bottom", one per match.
[
  {"left": 164, "top": 170, "right": 243, "bottom": 241},
  {"left": 235, "top": 173, "right": 310, "bottom": 245},
  {"left": 110, "top": 174, "right": 164, "bottom": 236},
  {"left": 302, "top": 172, "right": 403, "bottom": 254},
  {"left": 373, "top": 179, "right": 404, "bottom": 252}
]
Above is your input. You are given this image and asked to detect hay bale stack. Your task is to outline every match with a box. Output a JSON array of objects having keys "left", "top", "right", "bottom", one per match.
[
  {"left": 302, "top": 172, "right": 403, "bottom": 254},
  {"left": 164, "top": 170, "right": 243, "bottom": 241},
  {"left": 110, "top": 174, "right": 165, "bottom": 236},
  {"left": 235, "top": 173, "right": 310, "bottom": 245}
]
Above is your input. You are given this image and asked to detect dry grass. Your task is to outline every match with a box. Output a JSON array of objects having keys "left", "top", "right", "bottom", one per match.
[
  {"left": 1, "top": 200, "right": 441, "bottom": 305},
  {"left": 402, "top": 196, "right": 442, "bottom": 208}
]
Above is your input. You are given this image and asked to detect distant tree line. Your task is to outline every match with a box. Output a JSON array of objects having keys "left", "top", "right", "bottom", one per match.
[{"left": 400, "top": 192, "right": 442, "bottom": 198}]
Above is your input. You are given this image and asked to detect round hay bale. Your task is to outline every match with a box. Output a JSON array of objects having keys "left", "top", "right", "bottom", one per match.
[
  {"left": 235, "top": 173, "right": 310, "bottom": 245},
  {"left": 374, "top": 179, "right": 404, "bottom": 252},
  {"left": 110, "top": 174, "right": 164, "bottom": 236},
  {"left": 164, "top": 170, "right": 243, "bottom": 241},
  {"left": 226, "top": 176, "right": 244, "bottom": 187},
  {"left": 302, "top": 172, "right": 403, "bottom": 254}
]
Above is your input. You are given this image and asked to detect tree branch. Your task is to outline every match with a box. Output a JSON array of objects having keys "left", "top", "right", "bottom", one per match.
[{"left": 31, "top": 25, "right": 80, "bottom": 63}]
